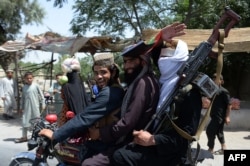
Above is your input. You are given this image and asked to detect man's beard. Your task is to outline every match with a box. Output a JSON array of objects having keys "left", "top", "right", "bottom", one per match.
[{"left": 124, "top": 65, "right": 143, "bottom": 86}]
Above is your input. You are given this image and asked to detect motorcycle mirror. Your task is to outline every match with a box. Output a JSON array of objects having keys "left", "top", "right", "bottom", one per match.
[
  {"left": 45, "top": 114, "right": 58, "bottom": 124},
  {"left": 66, "top": 111, "right": 75, "bottom": 119}
]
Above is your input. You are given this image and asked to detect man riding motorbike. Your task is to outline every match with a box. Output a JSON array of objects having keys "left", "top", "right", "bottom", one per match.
[{"left": 37, "top": 53, "right": 125, "bottom": 163}]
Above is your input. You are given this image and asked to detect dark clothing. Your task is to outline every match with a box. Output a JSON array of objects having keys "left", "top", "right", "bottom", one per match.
[
  {"left": 62, "top": 71, "right": 89, "bottom": 115},
  {"left": 53, "top": 86, "right": 124, "bottom": 142},
  {"left": 82, "top": 146, "right": 118, "bottom": 166},
  {"left": 82, "top": 73, "right": 160, "bottom": 166},
  {"left": 206, "top": 118, "right": 225, "bottom": 149},
  {"left": 113, "top": 142, "right": 182, "bottom": 166},
  {"left": 154, "top": 88, "right": 202, "bottom": 155},
  {"left": 209, "top": 86, "right": 231, "bottom": 123},
  {"left": 100, "top": 74, "right": 160, "bottom": 144},
  {"left": 206, "top": 86, "right": 231, "bottom": 149},
  {"left": 112, "top": 88, "right": 202, "bottom": 166}
]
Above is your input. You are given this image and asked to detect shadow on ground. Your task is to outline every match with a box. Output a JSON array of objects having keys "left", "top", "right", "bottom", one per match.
[{"left": 0, "top": 113, "right": 22, "bottom": 127}]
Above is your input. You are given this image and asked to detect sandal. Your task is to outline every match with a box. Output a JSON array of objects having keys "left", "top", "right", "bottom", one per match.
[
  {"left": 15, "top": 137, "right": 28, "bottom": 143},
  {"left": 213, "top": 149, "right": 224, "bottom": 155}
]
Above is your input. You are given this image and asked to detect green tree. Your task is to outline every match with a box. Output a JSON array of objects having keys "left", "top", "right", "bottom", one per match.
[
  {"left": 0, "top": 0, "right": 45, "bottom": 43},
  {"left": 53, "top": 54, "right": 70, "bottom": 75},
  {"left": 50, "top": 0, "right": 250, "bottom": 99},
  {"left": 172, "top": 0, "right": 250, "bottom": 99},
  {"left": 18, "top": 60, "right": 53, "bottom": 77},
  {"left": 50, "top": 0, "right": 175, "bottom": 37},
  {"left": 78, "top": 54, "right": 94, "bottom": 81},
  {"left": 50, "top": 0, "right": 250, "bottom": 36},
  {"left": 173, "top": 0, "right": 250, "bottom": 28}
]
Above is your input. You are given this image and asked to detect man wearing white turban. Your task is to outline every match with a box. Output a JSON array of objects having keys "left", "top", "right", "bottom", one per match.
[
  {"left": 113, "top": 27, "right": 203, "bottom": 166},
  {"left": 157, "top": 39, "right": 189, "bottom": 110}
]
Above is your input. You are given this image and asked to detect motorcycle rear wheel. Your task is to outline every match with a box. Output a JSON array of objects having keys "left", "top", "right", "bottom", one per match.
[{"left": 9, "top": 158, "right": 34, "bottom": 166}]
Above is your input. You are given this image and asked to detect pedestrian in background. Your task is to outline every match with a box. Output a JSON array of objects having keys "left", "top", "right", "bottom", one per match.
[
  {"left": 15, "top": 72, "right": 45, "bottom": 143},
  {"left": 0, "top": 69, "right": 17, "bottom": 120},
  {"left": 206, "top": 73, "right": 232, "bottom": 154},
  {"left": 49, "top": 73, "right": 63, "bottom": 115}
]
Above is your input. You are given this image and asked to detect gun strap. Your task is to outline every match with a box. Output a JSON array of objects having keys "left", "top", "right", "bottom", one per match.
[
  {"left": 168, "top": 115, "right": 193, "bottom": 141},
  {"left": 168, "top": 30, "right": 225, "bottom": 163},
  {"left": 194, "top": 30, "right": 225, "bottom": 140},
  {"left": 215, "top": 30, "right": 225, "bottom": 84},
  {"left": 184, "top": 32, "right": 224, "bottom": 165},
  {"left": 194, "top": 94, "right": 217, "bottom": 140},
  {"left": 168, "top": 94, "right": 217, "bottom": 166},
  {"left": 167, "top": 90, "right": 215, "bottom": 141}
]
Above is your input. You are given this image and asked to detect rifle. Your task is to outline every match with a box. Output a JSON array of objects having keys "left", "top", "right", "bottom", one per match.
[{"left": 145, "top": 6, "right": 241, "bottom": 134}]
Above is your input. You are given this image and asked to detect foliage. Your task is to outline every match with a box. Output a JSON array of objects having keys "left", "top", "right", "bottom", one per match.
[
  {"left": 78, "top": 54, "right": 94, "bottom": 81},
  {"left": 0, "top": 0, "right": 45, "bottom": 43},
  {"left": 172, "top": 0, "right": 250, "bottom": 98},
  {"left": 47, "top": 0, "right": 68, "bottom": 8},
  {"left": 52, "top": 54, "right": 70, "bottom": 75},
  {"left": 49, "top": 0, "right": 250, "bottom": 98},
  {"left": 223, "top": 53, "right": 250, "bottom": 99},
  {"left": 18, "top": 60, "right": 53, "bottom": 78},
  {"left": 51, "top": 0, "right": 250, "bottom": 36},
  {"left": 172, "top": 0, "right": 250, "bottom": 29},
  {"left": 51, "top": 0, "right": 174, "bottom": 37}
]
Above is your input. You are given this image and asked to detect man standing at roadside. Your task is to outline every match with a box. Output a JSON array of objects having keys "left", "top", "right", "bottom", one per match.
[
  {"left": 0, "top": 69, "right": 17, "bottom": 120},
  {"left": 48, "top": 73, "right": 63, "bottom": 115},
  {"left": 206, "top": 74, "right": 232, "bottom": 154}
]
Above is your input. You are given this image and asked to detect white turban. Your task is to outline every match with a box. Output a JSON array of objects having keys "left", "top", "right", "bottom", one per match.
[{"left": 157, "top": 40, "right": 189, "bottom": 111}]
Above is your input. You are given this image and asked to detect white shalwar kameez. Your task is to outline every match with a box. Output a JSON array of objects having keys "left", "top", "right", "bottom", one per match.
[
  {"left": 21, "top": 83, "right": 45, "bottom": 128},
  {"left": 0, "top": 77, "right": 17, "bottom": 116}
]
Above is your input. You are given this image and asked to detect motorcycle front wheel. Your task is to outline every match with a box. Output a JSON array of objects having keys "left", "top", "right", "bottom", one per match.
[{"left": 9, "top": 158, "right": 33, "bottom": 166}]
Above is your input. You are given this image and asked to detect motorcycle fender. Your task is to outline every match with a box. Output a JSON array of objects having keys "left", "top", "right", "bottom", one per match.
[
  {"left": 11, "top": 152, "right": 36, "bottom": 161},
  {"left": 10, "top": 152, "right": 48, "bottom": 166}
]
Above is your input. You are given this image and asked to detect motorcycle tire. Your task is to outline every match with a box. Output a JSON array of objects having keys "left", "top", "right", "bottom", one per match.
[{"left": 9, "top": 158, "right": 34, "bottom": 166}]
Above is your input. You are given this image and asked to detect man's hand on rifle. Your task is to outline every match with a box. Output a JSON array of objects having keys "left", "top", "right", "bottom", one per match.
[
  {"left": 133, "top": 130, "right": 156, "bottom": 146},
  {"left": 161, "top": 22, "right": 187, "bottom": 42}
]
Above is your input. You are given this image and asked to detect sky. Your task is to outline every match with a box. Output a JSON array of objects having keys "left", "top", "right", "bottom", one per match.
[
  {"left": 20, "top": 0, "right": 91, "bottom": 63},
  {"left": 20, "top": 1, "right": 76, "bottom": 37}
]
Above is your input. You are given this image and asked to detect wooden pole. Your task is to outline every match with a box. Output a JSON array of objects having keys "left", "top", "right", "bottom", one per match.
[
  {"left": 50, "top": 52, "right": 54, "bottom": 87},
  {"left": 14, "top": 52, "right": 20, "bottom": 115}
]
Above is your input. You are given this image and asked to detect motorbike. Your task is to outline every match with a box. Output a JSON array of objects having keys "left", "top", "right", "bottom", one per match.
[
  {"left": 9, "top": 96, "right": 88, "bottom": 166},
  {"left": 9, "top": 113, "right": 90, "bottom": 166}
]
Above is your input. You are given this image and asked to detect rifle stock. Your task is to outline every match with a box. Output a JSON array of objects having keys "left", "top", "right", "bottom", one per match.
[
  {"left": 145, "top": 6, "right": 241, "bottom": 134},
  {"left": 208, "top": 6, "right": 241, "bottom": 45}
]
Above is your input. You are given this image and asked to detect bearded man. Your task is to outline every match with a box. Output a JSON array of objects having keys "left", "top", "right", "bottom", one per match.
[{"left": 82, "top": 37, "right": 161, "bottom": 166}]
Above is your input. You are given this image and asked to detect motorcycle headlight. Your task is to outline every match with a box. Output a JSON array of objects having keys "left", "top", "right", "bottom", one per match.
[{"left": 27, "top": 139, "right": 38, "bottom": 151}]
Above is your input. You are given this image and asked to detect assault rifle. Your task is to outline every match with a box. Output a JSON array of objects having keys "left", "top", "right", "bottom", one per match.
[{"left": 145, "top": 6, "right": 241, "bottom": 134}]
